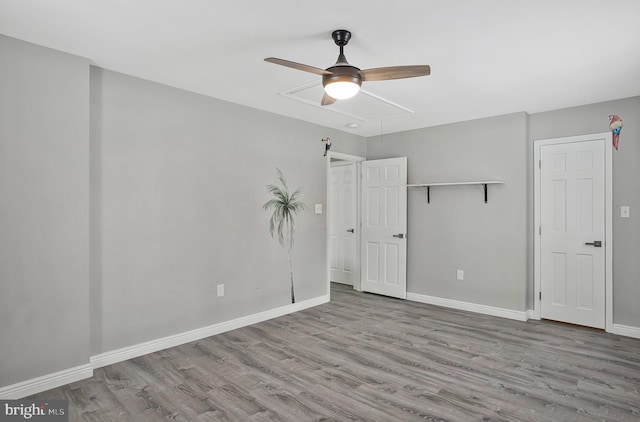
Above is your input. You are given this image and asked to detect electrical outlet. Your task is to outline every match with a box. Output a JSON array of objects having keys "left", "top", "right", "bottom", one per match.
[
  {"left": 217, "top": 284, "right": 224, "bottom": 297},
  {"left": 456, "top": 270, "right": 464, "bottom": 281},
  {"left": 315, "top": 204, "right": 323, "bottom": 214},
  {"left": 621, "top": 206, "right": 630, "bottom": 218},
  {"left": 255, "top": 280, "right": 262, "bottom": 290}
]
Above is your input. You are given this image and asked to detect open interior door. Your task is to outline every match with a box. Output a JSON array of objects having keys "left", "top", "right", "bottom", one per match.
[{"left": 361, "top": 157, "right": 407, "bottom": 299}]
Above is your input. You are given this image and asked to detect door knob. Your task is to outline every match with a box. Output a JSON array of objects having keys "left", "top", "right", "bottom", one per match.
[
  {"left": 585, "top": 241, "right": 602, "bottom": 247},
  {"left": 346, "top": 228, "right": 355, "bottom": 233},
  {"left": 392, "top": 233, "right": 405, "bottom": 239}
]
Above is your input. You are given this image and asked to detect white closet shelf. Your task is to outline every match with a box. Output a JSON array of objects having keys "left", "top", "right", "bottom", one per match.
[{"left": 407, "top": 181, "right": 504, "bottom": 203}]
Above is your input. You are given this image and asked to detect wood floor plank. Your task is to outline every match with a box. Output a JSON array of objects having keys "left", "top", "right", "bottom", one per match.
[{"left": 27, "top": 283, "right": 640, "bottom": 421}]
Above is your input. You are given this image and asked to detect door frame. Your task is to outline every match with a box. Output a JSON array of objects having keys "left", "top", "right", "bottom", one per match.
[
  {"left": 533, "top": 132, "right": 613, "bottom": 331},
  {"left": 326, "top": 151, "right": 366, "bottom": 298}
]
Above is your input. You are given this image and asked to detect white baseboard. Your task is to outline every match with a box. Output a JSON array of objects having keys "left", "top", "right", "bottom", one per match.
[
  {"left": 407, "top": 292, "right": 527, "bottom": 322},
  {"left": 526, "top": 309, "right": 540, "bottom": 320},
  {"left": 611, "top": 323, "right": 640, "bottom": 339},
  {"left": 1, "top": 294, "right": 328, "bottom": 399},
  {"left": 91, "top": 294, "right": 329, "bottom": 369},
  {"left": 0, "top": 364, "right": 93, "bottom": 400}
]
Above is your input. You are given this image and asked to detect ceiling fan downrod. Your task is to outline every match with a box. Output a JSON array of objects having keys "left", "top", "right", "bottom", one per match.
[{"left": 332, "top": 29, "right": 352, "bottom": 65}]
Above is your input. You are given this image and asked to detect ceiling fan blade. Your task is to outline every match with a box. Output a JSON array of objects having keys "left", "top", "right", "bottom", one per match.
[
  {"left": 321, "top": 93, "right": 336, "bottom": 106},
  {"left": 360, "top": 65, "right": 431, "bottom": 81},
  {"left": 264, "top": 57, "right": 333, "bottom": 76}
]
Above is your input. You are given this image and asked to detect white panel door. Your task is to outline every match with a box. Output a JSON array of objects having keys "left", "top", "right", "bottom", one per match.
[
  {"left": 540, "top": 140, "right": 605, "bottom": 328},
  {"left": 329, "top": 162, "right": 357, "bottom": 285},
  {"left": 361, "top": 157, "right": 407, "bottom": 299}
]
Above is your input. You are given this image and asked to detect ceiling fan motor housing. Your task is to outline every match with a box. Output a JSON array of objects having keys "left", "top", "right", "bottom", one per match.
[
  {"left": 323, "top": 29, "right": 362, "bottom": 96},
  {"left": 322, "top": 65, "right": 363, "bottom": 89}
]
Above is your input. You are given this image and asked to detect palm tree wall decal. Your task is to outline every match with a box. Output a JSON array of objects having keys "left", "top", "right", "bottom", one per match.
[{"left": 263, "top": 168, "right": 306, "bottom": 304}]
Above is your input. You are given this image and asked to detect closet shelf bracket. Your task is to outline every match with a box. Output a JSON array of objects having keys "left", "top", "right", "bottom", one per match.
[{"left": 407, "top": 181, "right": 504, "bottom": 204}]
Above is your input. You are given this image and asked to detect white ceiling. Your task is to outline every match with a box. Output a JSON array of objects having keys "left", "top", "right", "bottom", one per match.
[{"left": 1, "top": 0, "right": 639, "bottom": 137}]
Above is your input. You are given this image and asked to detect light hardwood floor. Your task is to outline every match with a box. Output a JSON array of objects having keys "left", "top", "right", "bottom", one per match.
[{"left": 31, "top": 283, "right": 640, "bottom": 421}]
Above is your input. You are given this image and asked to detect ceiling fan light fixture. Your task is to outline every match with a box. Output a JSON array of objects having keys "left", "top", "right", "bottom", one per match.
[
  {"left": 322, "top": 69, "right": 362, "bottom": 100},
  {"left": 324, "top": 80, "right": 361, "bottom": 100}
]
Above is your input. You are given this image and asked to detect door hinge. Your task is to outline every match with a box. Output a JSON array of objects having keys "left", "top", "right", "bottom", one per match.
[
  {"left": 539, "top": 291, "right": 542, "bottom": 300},
  {"left": 539, "top": 226, "right": 541, "bottom": 235},
  {"left": 539, "top": 160, "right": 541, "bottom": 169}
]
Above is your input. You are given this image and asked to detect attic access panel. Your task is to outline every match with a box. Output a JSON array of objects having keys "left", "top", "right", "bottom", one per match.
[{"left": 281, "top": 81, "right": 413, "bottom": 122}]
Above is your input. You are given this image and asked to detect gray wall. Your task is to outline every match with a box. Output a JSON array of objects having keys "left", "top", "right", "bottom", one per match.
[
  {"left": 529, "top": 97, "right": 640, "bottom": 327},
  {"left": 367, "top": 113, "right": 529, "bottom": 311},
  {"left": 0, "top": 36, "right": 90, "bottom": 386},
  {"left": 1, "top": 34, "right": 365, "bottom": 391},
  {"left": 90, "top": 68, "right": 365, "bottom": 354},
  {"left": 366, "top": 98, "right": 639, "bottom": 327}
]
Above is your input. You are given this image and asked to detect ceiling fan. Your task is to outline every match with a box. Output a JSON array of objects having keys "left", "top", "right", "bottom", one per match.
[{"left": 265, "top": 29, "right": 431, "bottom": 106}]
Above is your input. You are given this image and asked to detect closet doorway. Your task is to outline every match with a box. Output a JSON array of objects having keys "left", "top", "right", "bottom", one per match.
[
  {"left": 327, "top": 152, "right": 364, "bottom": 289},
  {"left": 326, "top": 152, "right": 408, "bottom": 300},
  {"left": 533, "top": 132, "right": 613, "bottom": 330}
]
